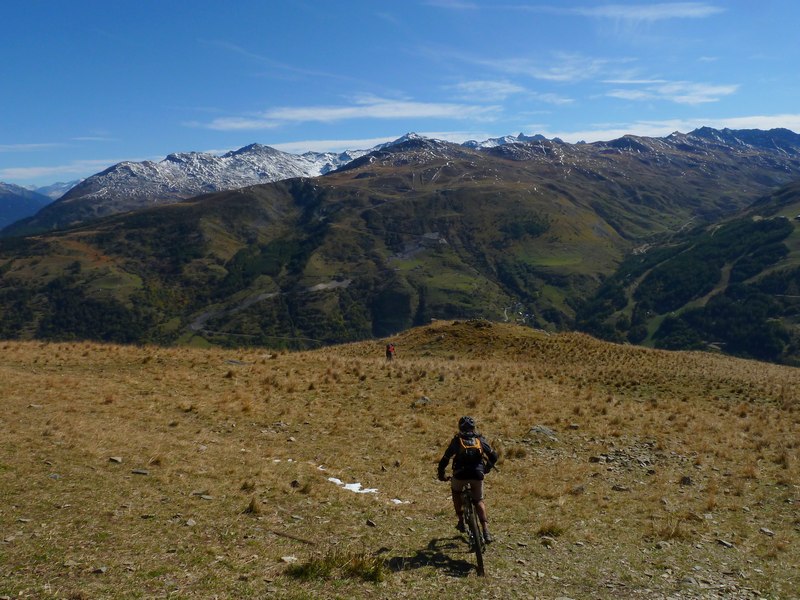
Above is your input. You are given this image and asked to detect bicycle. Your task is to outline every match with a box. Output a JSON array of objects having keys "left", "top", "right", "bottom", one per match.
[{"left": 446, "top": 477, "right": 486, "bottom": 576}]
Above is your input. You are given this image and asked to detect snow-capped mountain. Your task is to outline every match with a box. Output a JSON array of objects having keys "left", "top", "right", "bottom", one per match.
[
  {"left": 1, "top": 143, "right": 370, "bottom": 235},
  {"left": 33, "top": 180, "right": 82, "bottom": 200},
  {"left": 60, "top": 143, "right": 366, "bottom": 207}
]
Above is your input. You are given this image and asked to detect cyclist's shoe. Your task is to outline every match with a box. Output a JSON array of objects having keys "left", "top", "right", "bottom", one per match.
[
  {"left": 483, "top": 529, "right": 494, "bottom": 544},
  {"left": 456, "top": 519, "right": 465, "bottom": 533}
]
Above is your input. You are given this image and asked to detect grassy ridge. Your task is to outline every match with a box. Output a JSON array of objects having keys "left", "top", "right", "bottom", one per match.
[{"left": 1, "top": 321, "right": 798, "bottom": 598}]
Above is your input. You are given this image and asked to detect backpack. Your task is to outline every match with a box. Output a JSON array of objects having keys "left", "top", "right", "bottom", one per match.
[{"left": 457, "top": 434, "right": 484, "bottom": 467}]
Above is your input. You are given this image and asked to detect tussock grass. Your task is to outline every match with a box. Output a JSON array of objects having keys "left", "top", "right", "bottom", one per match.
[
  {"left": 537, "top": 521, "right": 566, "bottom": 538},
  {"left": 651, "top": 514, "right": 696, "bottom": 542},
  {"left": 286, "top": 548, "right": 386, "bottom": 583},
  {"left": 1, "top": 321, "right": 799, "bottom": 598}
]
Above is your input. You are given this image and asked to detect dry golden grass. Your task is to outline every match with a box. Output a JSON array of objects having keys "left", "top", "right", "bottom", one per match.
[{"left": 1, "top": 320, "right": 798, "bottom": 598}]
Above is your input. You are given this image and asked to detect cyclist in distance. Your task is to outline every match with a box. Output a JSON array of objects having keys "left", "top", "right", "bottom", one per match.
[{"left": 437, "top": 415, "right": 498, "bottom": 543}]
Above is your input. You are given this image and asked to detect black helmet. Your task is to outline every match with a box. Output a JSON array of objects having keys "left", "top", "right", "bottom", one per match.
[{"left": 458, "top": 415, "right": 476, "bottom": 432}]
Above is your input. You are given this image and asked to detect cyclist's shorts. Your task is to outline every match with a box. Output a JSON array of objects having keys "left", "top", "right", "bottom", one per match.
[{"left": 451, "top": 478, "right": 484, "bottom": 501}]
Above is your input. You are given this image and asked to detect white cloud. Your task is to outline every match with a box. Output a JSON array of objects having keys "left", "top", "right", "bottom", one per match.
[
  {"left": 429, "top": 2, "right": 723, "bottom": 21},
  {"left": 424, "top": 0, "right": 480, "bottom": 8},
  {"left": 451, "top": 80, "right": 527, "bottom": 101},
  {"left": 661, "top": 82, "right": 739, "bottom": 104},
  {"left": 576, "top": 3, "right": 724, "bottom": 21},
  {"left": 201, "top": 117, "right": 281, "bottom": 131},
  {"left": 0, "top": 159, "right": 120, "bottom": 182},
  {"left": 533, "top": 92, "right": 575, "bottom": 106},
  {"left": 194, "top": 96, "right": 500, "bottom": 131},
  {"left": 607, "top": 80, "right": 739, "bottom": 104},
  {"left": 450, "top": 80, "right": 574, "bottom": 105},
  {"left": 267, "top": 98, "right": 478, "bottom": 121},
  {"left": 606, "top": 89, "right": 654, "bottom": 101},
  {"left": 72, "top": 136, "right": 117, "bottom": 142},
  {"left": 0, "top": 143, "right": 64, "bottom": 152},
  {"left": 603, "top": 79, "right": 669, "bottom": 85},
  {"left": 479, "top": 52, "right": 627, "bottom": 83}
]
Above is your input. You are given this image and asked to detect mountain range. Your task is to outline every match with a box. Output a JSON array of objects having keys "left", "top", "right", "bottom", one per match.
[
  {"left": 5, "top": 127, "right": 800, "bottom": 237},
  {"left": 1, "top": 127, "right": 800, "bottom": 364},
  {"left": 1, "top": 143, "right": 372, "bottom": 236}
]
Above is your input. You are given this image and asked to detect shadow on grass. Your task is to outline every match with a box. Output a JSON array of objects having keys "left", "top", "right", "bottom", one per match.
[{"left": 383, "top": 536, "right": 475, "bottom": 577}]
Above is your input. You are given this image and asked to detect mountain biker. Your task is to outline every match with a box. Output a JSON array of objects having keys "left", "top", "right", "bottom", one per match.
[{"left": 437, "top": 415, "right": 498, "bottom": 543}]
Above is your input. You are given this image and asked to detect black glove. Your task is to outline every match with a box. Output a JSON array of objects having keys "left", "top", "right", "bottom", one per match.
[{"left": 437, "top": 471, "right": 447, "bottom": 482}]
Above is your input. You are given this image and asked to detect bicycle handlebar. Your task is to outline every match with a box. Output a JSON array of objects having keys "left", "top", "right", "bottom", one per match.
[{"left": 439, "top": 468, "right": 500, "bottom": 482}]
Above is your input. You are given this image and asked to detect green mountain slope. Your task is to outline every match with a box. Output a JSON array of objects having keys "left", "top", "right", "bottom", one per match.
[{"left": 577, "top": 181, "right": 800, "bottom": 364}]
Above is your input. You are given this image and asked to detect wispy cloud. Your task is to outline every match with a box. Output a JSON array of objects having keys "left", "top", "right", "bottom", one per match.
[
  {"left": 0, "top": 159, "right": 122, "bottom": 182},
  {"left": 193, "top": 96, "right": 500, "bottom": 131},
  {"left": 197, "top": 117, "right": 280, "bottom": 131},
  {"left": 423, "top": 0, "right": 480, "bottom": 9},
  {"left": 606, "top": 89, "right": 654, "bottom": 101},
  {"left": 603, "top": 79, "right": 669, "bottom": 85},
  {"left": 205, "top": 40, "right": 369, "bottom": 85},
  {"left": 0, "top": 137, "right": 112, "bottom": 153},
  {"left": 428, "top": 2, "right": 723, "bottom": 21},
  {"left": 267, "top": 96, "right": 496, "bottom": 121},
  {"left": 576, "top": 3, "right": 724, "bottom": 21},
  {"left": 72, "top": 136, "right": 116, "bottom": 143},
  {"left": 450, "top": 80, "right": 527, "bottom": 101},
  {"left": 0, "top": 143, "right": 64, "bottom": 152},
  {"left": 479, "top": 52, "right": 627, "bottom": 83},
  {"left": 450, "top": 80, "right": 573, "bottom": 105},
  {"left": 532, "top": 92, "right": 575, "bottom": 106},
  {"left": 607, "top": 80, "right": 739, "bottom": 104}
]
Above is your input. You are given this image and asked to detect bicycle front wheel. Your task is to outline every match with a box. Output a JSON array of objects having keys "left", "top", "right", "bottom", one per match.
[{"left": 466, "top": 502, "right": 485, "bottom": 576}]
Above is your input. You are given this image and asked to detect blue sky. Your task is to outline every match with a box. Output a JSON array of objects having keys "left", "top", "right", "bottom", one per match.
[{"left": 2, "top": 1, "right": 800, "bottom": 187}]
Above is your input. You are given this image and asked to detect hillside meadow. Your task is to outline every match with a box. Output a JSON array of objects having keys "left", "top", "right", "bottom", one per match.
[{"left": 1, "top": 320, "right": 798, "bottom": 599}]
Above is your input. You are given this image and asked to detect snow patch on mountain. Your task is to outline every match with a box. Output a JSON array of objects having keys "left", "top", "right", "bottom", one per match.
[{"left": 58, "top": 144, "right": 370, "bottom": 207}]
